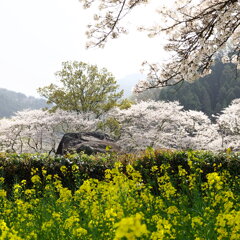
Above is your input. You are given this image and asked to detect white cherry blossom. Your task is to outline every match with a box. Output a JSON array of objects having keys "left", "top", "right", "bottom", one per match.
[{"left": 79, "top": 0, "right": 240, "bottom": 91}]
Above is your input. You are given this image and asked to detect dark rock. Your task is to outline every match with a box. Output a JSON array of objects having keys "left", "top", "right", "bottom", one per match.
[{"left": 56, "top": 132, "right": 120, "bottom": 155}]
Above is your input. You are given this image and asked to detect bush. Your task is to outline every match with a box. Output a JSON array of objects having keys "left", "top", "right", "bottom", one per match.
[{"left": 1, "top": 149, "right": 240, "bottom": 196}]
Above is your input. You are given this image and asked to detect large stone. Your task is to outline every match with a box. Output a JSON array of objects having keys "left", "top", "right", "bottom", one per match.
[{"left": 56, "top": 132, "right": 120, "bottom": 155}]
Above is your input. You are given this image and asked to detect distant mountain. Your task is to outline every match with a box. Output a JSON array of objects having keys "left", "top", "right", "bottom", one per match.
[
  {"left": 0, "top": 88, "right": 48, "bottom": 118},
  {"left": 117, "top": 73, "right": 143, "bottom": 97}
]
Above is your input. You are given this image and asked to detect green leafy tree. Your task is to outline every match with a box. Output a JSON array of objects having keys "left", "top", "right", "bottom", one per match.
[{"left": 38, "top": 61, "right": 124, "bottom": 116}]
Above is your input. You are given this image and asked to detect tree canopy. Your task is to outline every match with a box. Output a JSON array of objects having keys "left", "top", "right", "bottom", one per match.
[
  {"left": 79, "top": 0, "right": 240, "bottom": 91},
  {"left": 38, "top": 61, "right": 123, "bottom": 116}
]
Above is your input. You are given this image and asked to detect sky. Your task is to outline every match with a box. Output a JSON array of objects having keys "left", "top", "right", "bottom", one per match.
[{"left": 0, "top": 0, "right": 168, "bottom": 97}]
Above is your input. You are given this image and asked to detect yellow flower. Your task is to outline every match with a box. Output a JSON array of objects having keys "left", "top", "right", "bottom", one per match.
[
  {"left": 105, "top": 208, "right": 118, "bottom": 219},
  {"left": 31, "top": 168, "right": 38, "bottom": 176},
  {"left": 207, "top": 172, "right": 222, "bottom": 188},
  {"left": 0, "top": 189, "right": 7, "bottom": 198},
  {"left": 21, "top": 180, "right": 27, "bottom": 186},
  {"left": 41, "top": 220, "right": 54, "bottom": 231},
  {"left": 26, "top": 231, "right": 37, "bottom": 240},
  {"left": 178, "top": 166, "right": 188, "bottom": 176},
  {"left": 24, "top": 189, "right": 35, "bottom": 196},
  {"left": 151, "top": 166, "right": 158, "bottom": 172},
  {"left": 64, "top": 216, "right": 80, "bottom": 229},
  {"left": 72, "top": 227, "right": 88, "bottom": 237},
  {"left": 72, "top": 164, "right": 79, "bottom": 172},
  {"left": 13, "top": 184, "right": 22, "bottom": 195},
  {"left": 224, "top": 201, "right": 233, "bottom": 211},
  {"left": 41, "top": 167, "right": 47, "bottom": 176},
  {"left": 60, "top": 165, "right": 67, "bottom": 175},
  {"left": 0, "top": 220, "right": 23, "bottom": 240},
  {"left": 191, "top": 216, "right": 203, "bottom": 228},
  {"left": 31, "top": 175, "right": 41, "bottom": 184},
  {"left": 208, "top": 172, "right": 221, "bottom": 183},
  {"left": 157, "top": 176, "right": 177, "bottom": 199},
  {"left": 151, "top": 216, "right": 175, "bottom": 240},
  {"left": 114, "top": 213, "right": 148, "bottom": 240},
  {"left": 188, "top": 160, "right": 193, "bottom": 169},
  {"left": 166, "top": 206, "right": 179, "bottom": 215},
  {"left": 57, "top": 187, "right": 72, "bottom": 204},
  {"left": 0, "top": 219, "right": 9, "bottom": 231},
  {"left": 52, "top": 212, "right": 62, "bottom": 222},
  {"left": 4, "top": 209, "right": 12, "bottom": 215},
  {"left": 46, "top": 174, "right": 52, "bottom": 181}
]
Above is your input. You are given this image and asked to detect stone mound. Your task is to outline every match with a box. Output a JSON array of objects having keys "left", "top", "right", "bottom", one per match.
[{"left": 56, "top": 132, "right": 120, "bottom": 155}]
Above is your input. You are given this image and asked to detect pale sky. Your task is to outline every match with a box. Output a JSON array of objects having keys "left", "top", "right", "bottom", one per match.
[{"left": 0, "top": 0, "right": 168, "bottom": 97}]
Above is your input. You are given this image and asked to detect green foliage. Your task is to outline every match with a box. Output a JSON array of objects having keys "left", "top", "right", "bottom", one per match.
[
  {"left": 97, "top": 117, "right": 122, "bottom": 139},
  {"left": 38, "top": 61, "right": 124, "bottom": 116},
  {"left": 117, "top": 98, "right": 133, "bottom": 110}
]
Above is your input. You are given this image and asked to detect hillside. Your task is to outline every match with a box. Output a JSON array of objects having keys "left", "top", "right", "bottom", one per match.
[
  {"left": 0, "top": 88, "right": 48, "bottom": 118},
  {"left": 134, "top": 61, "right": 240, "bottom": 117}
]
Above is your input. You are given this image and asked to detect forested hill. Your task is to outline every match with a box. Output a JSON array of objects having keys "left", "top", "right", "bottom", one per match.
[
  {"left": 155, "top": 61, "right": 240, "bottom": 117},
  {"left": 0, "top": 88, "right": 47, "bottom": 118}
]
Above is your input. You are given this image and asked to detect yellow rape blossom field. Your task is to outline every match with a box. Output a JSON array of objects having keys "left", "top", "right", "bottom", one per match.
[{"left": 0, "top": 150, "right": 240, "bottom": 239}]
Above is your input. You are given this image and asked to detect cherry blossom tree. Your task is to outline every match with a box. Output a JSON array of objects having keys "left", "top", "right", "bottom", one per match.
[
  {"left": 80, "top": 0, "right": 240, "bottom": 91},
  {"left": 80, "top": 0, "right": 148, "bottom": 48},
  {"left": 101, "top": 100, "right": 218, "bottom": 151},
  {"left": 0, "top": 110, "right": 99, "bottom": 153},
  {"left": 216, "top": 98, "right": 240, "bottom": 150},
  {"left": 4, "top": 100, "right": 240, "bottom": 153},
  {"left": 179, "top": 110, "right": 219, "bottom": 150},
  {"left": 0, "top": 117, "right": 25, "bottom": 153}
]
